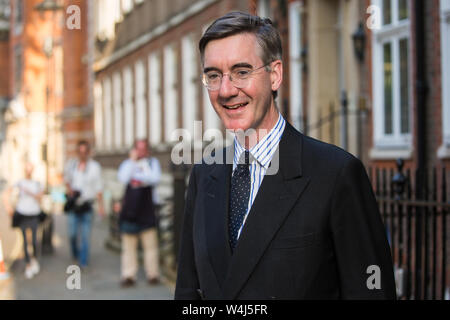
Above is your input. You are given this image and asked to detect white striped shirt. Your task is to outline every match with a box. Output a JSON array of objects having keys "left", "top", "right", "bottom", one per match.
[{"left": 233, "top": 113, "right": 286, "bottom": 238}]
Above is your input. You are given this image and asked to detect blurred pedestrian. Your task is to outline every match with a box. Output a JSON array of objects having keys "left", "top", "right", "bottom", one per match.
[
  {"left": 63, "top": 140, "right": 104, "bottom": 269},
  {"left": 117, "top": 139, "right": 161, "bottom": 287},
  {"left": 2, "top": 163, "right": 43, "bottom": 279}
]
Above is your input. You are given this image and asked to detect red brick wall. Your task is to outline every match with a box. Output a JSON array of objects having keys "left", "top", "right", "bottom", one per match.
[
  {"left": 0, "top": 40, "right": 9, "bottom": 97},
  {"left": 63, "top": 0, "right": 89, "bottom": 109},
  {"left": 424, "top": 0, "right": 439, "bottom": 166},
  {"left": 8, "top": 0, "right": 64, "bottom": 113},
  {"left": 62, "top": 0, "right": 93, "bottom": 158},
  {"left": 425, "top": 0, "right": 449, "bottom": 170}
]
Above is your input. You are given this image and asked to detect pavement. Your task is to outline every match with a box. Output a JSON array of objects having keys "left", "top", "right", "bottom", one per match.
[{"left": 0, "top": 208, "right": 175, "bottom": 300}]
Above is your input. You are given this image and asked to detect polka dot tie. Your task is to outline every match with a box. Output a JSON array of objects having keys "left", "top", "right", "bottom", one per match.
[{"left": 228, "top": 150, "right": 251, "bottom": 251}]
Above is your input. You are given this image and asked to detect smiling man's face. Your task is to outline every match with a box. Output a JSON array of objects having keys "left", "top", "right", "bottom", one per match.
[{"left": 203, "top": 33, "right": 282, "bottom": 133}]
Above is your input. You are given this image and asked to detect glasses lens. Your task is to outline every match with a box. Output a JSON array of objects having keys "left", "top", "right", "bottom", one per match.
[
  {"left": 204, "top": 72, "right": 221, "bottom": 90},
  {"left": 203, "top": 65, "right": 265, "bottom": 90},
  {"left": 231, "top": 69, "right": 251, "bottom": 88}
]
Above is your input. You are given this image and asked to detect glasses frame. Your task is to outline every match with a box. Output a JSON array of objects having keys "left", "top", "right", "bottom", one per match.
[{"left": 202, "top": 62, "right": 273, "bottom": 91}]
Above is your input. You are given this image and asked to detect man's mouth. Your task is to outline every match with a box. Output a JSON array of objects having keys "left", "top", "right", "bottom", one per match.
[{"left": 223, "top": 102, "right": 248, "bottom": 110}]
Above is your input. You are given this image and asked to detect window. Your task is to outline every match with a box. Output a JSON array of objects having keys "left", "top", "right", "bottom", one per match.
[
  {"left": 96, "top": 0, "right": 122, "bottom": 40},
  {"left": 14, "top": 0, "right": 22, "bottom": 23},
  {"left": 113, "top": 72, "right": 123, "bottom": 150},
  {"left": 372, "top": 0, "right": 411, "bottom": 148},
  {"left": 441, "top": 0, "right": 450, "bottom": 147},
  {"left": 202, "top": 24, "right": 221, "bottom": 132},
  {"left": 0, "top": 0, "right": 11, "bottom": 20},
  {"left": 94, "top": 82, "right": 104, "bottom": 150},
  {"left": 135, "top": 60, "right": 147, "bottom": 139},
  {"left": 149, "top": 52, "right": 162, "bottom": 145},
  {"left": 103, "top": 78, "right": 113, "bottom": 150},
  {"left": 289, "top": 1, "right": 304, "bottom": 132},
  {"left": 182, "top": 33, "right": 199, "bottom": 141},
  {"left": 257, "top": 0, "right": 272, "bottom": 19},
  {"left": 123, "top": 67, "right": 134, "bottom": 147},
  {"left": 121, "top": 0, "right": 133, "bottom": 14},
  {"left": 14, "top": 45, "right": 22, "bottom": 95},
  {"left": 14, "top": 0, "right": 22, "bottom": 34},
  {"left": 163, "top": 44, "right": 178, "bottom": 143}
]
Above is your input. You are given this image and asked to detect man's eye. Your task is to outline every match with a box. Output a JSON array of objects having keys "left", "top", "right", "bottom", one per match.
[
  {"left": 206, "top": 73, "right": 220, "bottom": 81},
  {"left": 234, "top": 69, "right": 251, "bottom": 78}
]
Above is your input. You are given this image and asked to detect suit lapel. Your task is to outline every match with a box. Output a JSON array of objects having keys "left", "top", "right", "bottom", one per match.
[
  {"left": 222, "top": 123, "right": 311, "bottom": 299},
  {"left": 204, "top": 147, "right": 233, "bottom": 289}
]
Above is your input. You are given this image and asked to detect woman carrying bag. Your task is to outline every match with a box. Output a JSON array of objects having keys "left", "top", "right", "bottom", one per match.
[{"left": 2, "top": 163, "right": 44, "bottom": 279}]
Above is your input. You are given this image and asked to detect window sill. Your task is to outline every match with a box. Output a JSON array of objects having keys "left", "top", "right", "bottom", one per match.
[
  {"left": 369, "top": 146, "right": 413, "bottom": 161},
  {"left": 437, "top": 144, "right": 450, "bottom": 159}
]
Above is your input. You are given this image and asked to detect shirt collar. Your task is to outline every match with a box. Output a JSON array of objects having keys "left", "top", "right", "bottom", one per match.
[{"left": 233, "top": 113, "right": 286, "bottom": 170}]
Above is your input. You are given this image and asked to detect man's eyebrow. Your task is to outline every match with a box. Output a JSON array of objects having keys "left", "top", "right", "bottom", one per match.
[
  {"left": 231, "top": 63, "right": 253, "bottom": 69},
  {"left": 203, "top": 66, "right": 220, "bottom": 73},
  {"left": 203, "top": 63, "right": 254, "bottom": 74}
]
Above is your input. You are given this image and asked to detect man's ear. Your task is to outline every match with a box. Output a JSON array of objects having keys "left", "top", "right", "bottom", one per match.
[{"left": 270, "top": 60, "right": 283, "bottom": 92}]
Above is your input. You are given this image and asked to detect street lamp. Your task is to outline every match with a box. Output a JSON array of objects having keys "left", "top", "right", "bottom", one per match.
[{"left": 352, "top": 22, "right": 366, "bottom": 63}]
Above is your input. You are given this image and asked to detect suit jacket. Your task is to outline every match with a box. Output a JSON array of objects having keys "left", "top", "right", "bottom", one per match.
[{"left": 175, "top": 122, "right": 396, "bottom": 300}]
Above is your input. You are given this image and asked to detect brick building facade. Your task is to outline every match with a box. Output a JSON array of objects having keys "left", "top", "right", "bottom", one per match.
[
  {"left": 0, "top": 0, "right": 65, "bottom": 188},
  {"left": 92, "top": 0, "right": 255, "bottom": 203},
  {"left": 365, "top": 0, "right": 450, "bottom": 173},
  {"left": 0, "top": 0, "right": 93, "bottom": 200}
]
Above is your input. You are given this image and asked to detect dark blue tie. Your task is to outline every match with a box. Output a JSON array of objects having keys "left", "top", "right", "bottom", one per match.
[{"left": 229, "top": 151, "right": 251, "bottom": 251}]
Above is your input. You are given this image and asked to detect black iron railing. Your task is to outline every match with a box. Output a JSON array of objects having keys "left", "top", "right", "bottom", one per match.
[{"left": 370, "top": 160, "right": 449, "bottom": 300}]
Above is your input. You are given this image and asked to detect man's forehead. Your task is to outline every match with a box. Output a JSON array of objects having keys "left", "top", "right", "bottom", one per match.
[
  {"left": 136, "top": 141, "right": 148, "bottom": 148},
  {"left": 203, "top": 33, "right": 263, "bottom": 67}
]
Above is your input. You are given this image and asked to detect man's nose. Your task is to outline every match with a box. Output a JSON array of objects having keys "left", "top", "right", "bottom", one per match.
[{"left": 218, "top": 74, "right": 239, "bottom": 98}]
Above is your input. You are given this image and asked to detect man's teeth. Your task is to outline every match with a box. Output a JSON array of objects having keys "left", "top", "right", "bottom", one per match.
[{"left": 225, "top": 103, "right": 246, "bottom": 109}]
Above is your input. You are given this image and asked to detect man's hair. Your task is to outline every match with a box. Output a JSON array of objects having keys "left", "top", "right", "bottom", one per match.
[
  {"left": 133, "top": 138, "right": 149, "bottom": 149},
  {"left": 77, "top": 140, "right": 90, "bottom": 151},
  {"left": 133, "top": 138, "right": 152, "bottom": 155},
  {"left": 199, "top": 11, "right": 282, "bottom": 99}
]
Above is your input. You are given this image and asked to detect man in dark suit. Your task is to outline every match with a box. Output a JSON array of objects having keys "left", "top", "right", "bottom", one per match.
[{"left": 175, "top": 11, "right": 396, "bottom": 300}]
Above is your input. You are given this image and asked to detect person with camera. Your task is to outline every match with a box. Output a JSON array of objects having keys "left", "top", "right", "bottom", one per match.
[
  {"left": 63, "top": 140, "right": 104, "bottom": 269},
  {"left": 117, "top": 139, "right": 161, "bottom": 287}
]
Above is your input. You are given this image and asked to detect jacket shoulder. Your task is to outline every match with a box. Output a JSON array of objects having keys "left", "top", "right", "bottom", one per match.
[{"left": 301, "top": 133, "right": 364, "bottom": 174}]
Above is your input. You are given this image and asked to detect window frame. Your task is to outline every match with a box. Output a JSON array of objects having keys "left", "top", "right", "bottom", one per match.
[
  {"left": 123, "top": 66, "right": 134, "bottom": 148},
  {"left": 371, "top": 0, "right": 412, "bottom": 149},
  {"left": 112, "top": 72, "right": 123, "bottom": 150},
  {"left": 202, "top": 24, "right": 221, "bottom": 132},
  {"left": 149, "top": 52, "right": 162, "bottom": 146},
  {"left": 94, "top": 82, "right": 104, "bottom": 151},
  {"left": 102, "top": 77, "right": 113, "bottom": 150},
  {"left": 182, "top": 33, "right": 199, "bottom": 141},
  {"left": 135, "top": 59, "right": 147, "bottom": 140},
  {"left": 163, "top": 43, "right": 178, "bottom": 143}
]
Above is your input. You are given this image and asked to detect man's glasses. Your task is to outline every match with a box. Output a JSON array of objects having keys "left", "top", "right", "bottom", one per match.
[{"left": 202, "top": 62, "right": 272, "bottom": 91}]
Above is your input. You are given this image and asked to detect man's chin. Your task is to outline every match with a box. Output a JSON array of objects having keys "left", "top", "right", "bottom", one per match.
[{"left": 223, "top": 120, "right": 251, "bottom": 133}]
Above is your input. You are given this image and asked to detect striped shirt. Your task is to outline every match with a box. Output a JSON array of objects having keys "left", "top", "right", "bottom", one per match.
[{"left": 233, "top": 113, "right": 286, "bottom": 238}]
